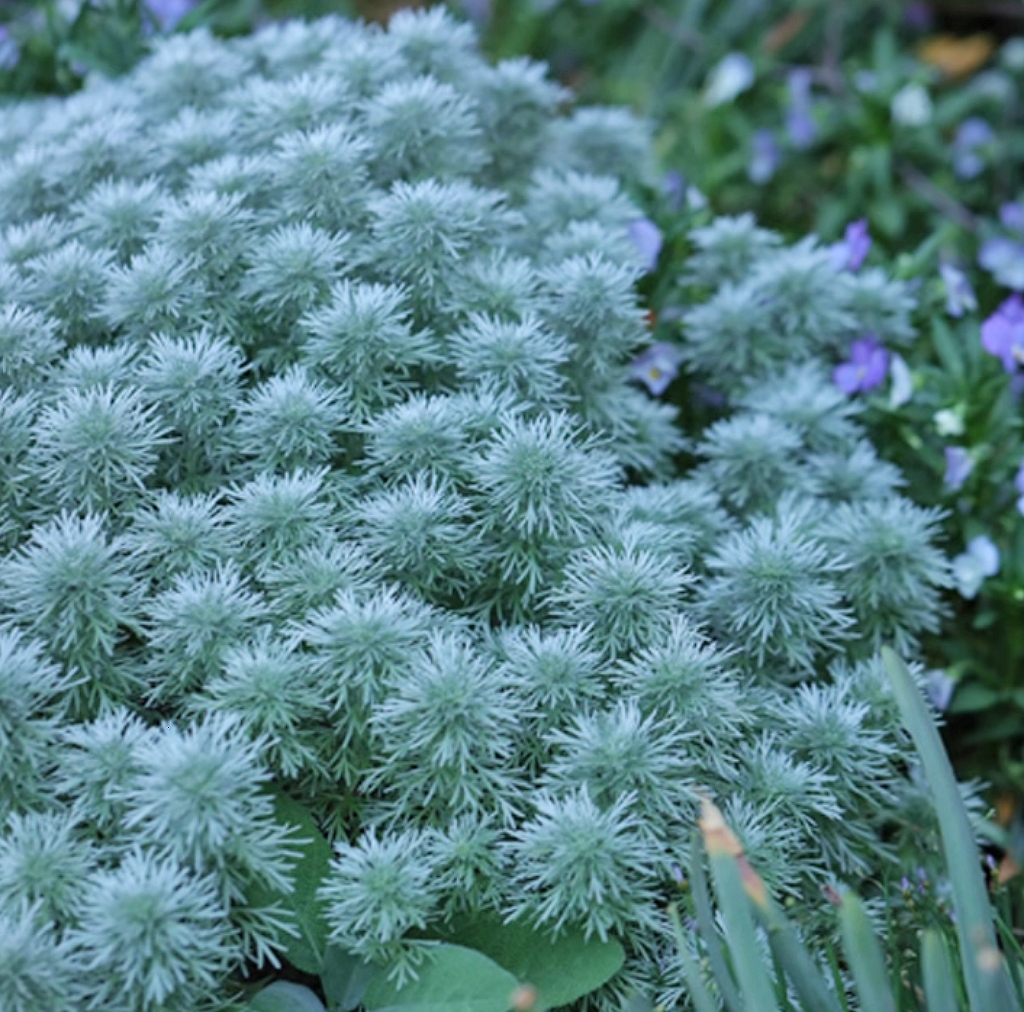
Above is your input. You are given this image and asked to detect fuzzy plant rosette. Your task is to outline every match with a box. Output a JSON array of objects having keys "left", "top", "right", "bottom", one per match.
[{"left": 0, "top": 9, "right": 953, "bottom": 1012}]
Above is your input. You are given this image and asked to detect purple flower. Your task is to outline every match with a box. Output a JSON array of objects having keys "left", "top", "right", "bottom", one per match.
[
  {"left": 953, "top": 534, "right": 999, "bottom": 598},
  {"left": 829, "top": 219, "right": 872, "bottom": 272},
  {"left": 628, "top": 218, "right": 663, "bottom": 274},
  {"left": 981, "top": 294, "right": 1024, "bottom": 372},
  {"left": 1015, "top": 459, "right": 1024, "bottom": 515},
  {"left": 939, "top": 263, "right": 977, "bottom": 317},
  {"left": 630, "top": 343, "right": 681, "bottom": 397},
  {"left": 460, "top": 0, "right": 491, "bottom": 25},
  {"left": 904, "top": 1, "right": 934, "bottom": 30},
  {"left": 661, "top": 170, "right": 685, "bottom": 210},
  {"left": 979, "top": 236, "right": 1024, "bottom": 290},
  {"left": 833, "top": 336, "right": 888, "bottom": 395},
  {"left": 786, "top": 68, "right": 816, "bottom": 149},
  {"left": 1000, "top": 202, "right": 1024, "bottom": 234},
  {"left": 923, "top": 669, "right": 956, "bottom": 711},
  {"left": 147, "top": 0, "right": 196, "bottom": 30},
  {"left": 952, "top": 118, "right": 993, "bottom": 179},
  {"left": 0, "top": 25, "right": 18, "bottom": 71},
  {"left": 944, "top": 446, "right": 974, "bottom": 491},
  {"left": 748, "top": 129, "right": 780, "bottom": 185}
]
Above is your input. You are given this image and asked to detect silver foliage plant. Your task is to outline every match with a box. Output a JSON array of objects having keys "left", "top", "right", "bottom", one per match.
[{"left": 0, "top": 9, "right": 951, "bottom": 1011}]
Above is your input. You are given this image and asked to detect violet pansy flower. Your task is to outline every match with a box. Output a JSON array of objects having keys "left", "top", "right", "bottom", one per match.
[
  {"left": 147, "top": 0, "right": 196, "bottom": 29},
  {"left": 952, "top": 534, "right": 1000, "bottom": 599},
  {"left": 630, "top": 343, "right": 682, "bottom": 397},
  {"left": 748, "top": 129, "right": 780, "bottom": 185},
  {"left": 1000, "top": 202, "right": 1024, "bottom": 233},
  {"left": 785, "top": 68, "right": 816, "bottom": 149},
  {"left": 981, "top": 294, "right": 1024, "bottom": 372},
  {"left": 830, "top": 219, "right": 872, "bottom": 272},
  {"left": 661, "top": 170, "right": 685, "bottom": 210},
  {"left": 943, "top": 446, "right": 974, "bottom": 491},
  {"left": 952, "top": 118, "right": 993, "bottom": 180},
  {"left": 939, "top": 263, "right": 977, "bottom": 317},
  {"left": 979, "top": 237, "right": 1024, "bottom": 291},
  {"left": 628, "top": 218, "right": 663, "bottom": 274},
  {"left": 833, "top": 336, "right": 887, "bottom": 395}
]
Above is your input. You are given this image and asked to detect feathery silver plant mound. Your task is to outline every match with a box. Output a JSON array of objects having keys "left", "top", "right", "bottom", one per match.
[{"left": 0, "top": 10, "right": 949, "bottom": 1009}]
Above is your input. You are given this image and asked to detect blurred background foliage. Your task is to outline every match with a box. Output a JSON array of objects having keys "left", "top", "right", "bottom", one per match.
[{"left": 6, "top": 0, "right": 1024, "bottom": 869}]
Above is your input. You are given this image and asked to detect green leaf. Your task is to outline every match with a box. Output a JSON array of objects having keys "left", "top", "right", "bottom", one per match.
[
  {"left": 363, "top": 943, "right": 518, "bottom": 1012},
  {"left": 426, "top": 912, "right": 623, "bottom": 1010},
  {"left": 668, "top": 904, "right": 719, "bottom": 1012},
  {"left": 246, "top": 789, "right": 334, "bottom": 975},
  {"left": 921, "top": 930, "right": 961, "bottom": 1012},
  {"left": 881, "top": 647, "right": 1020, "bottom": 1012},
  {"left": 322, "top": 945, "right": 376, "bottom": 1012},
  {"left": 690, "top": 833, "right": 743, "bottom": 1012},
  {"left": 707, "top": 850, "right": 778, "bottom": 1012},
  {"left": 249, "top": 981, "right": 327, "bottom": 1012},
  {"left": 838, "top": 893, "right": 895, "bottom": 1012}
]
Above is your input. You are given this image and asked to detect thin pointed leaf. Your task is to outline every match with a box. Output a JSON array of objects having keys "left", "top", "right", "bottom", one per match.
[
  {"left": 707, "top": 850, "right": 779, "bottom": 1012},
  {"left": 838, "top": 893, "right": 895, "bottom": 1012},
  {"left": 691, "top": 833, "right": 744, "bottom": 1012},
  {"left": 921, "top": 930, "right": 961, "bottom": 1012},
  {"left": 881, "top": 647, "right": 1020, "bottom": 1012},
  {"left": 669, "top": 905, "right": 721, "bottom": 1012}
]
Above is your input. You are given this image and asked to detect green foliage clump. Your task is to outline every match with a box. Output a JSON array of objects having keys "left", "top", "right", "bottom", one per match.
[{"left": 0, "top": 9, "right": 953, "bottom": 1010}]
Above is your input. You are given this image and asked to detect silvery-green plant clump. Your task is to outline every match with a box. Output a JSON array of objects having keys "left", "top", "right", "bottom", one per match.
[{"left": 0, "top": 10, "right": 950, "bottom": 1010}]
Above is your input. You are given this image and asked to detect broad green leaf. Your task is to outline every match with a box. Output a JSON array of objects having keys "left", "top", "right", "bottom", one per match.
[
  {"left": 249, "top": 981, "right": 327, "bottom": 1012},
  {"left": 881, "top": 648, "right": 1020, "bottom": 1012},
  {"left": 838, "top": 893, "right": 895, "bottom": 1012},
  {"left": 668, "top": 904, "right": 719, "bottom": 1012},
  {"left": 364, "top": 943, "right": 518, "bottom": 1012},
  {"left": 690, "top": 833, "right": 743, "bottom": 1012},
  {"left": 427, "top": 912, "right": 624, "bottom": 1009},
  {"left": 322, "top": 944, "right": 376, "bottom": 1012},
  {"left": 247, "top": 789, "right": 334, "bottom": 975}
]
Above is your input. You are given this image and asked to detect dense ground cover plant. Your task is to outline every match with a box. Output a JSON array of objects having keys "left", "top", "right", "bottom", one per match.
[{"left": 0, "top": 8, "right": 962, "bottom": 1010}]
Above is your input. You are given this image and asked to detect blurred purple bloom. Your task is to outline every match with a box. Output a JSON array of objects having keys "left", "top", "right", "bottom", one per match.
[
  {"left": 904, "top": 1, "right": 934, "bottom": 30},
  {"left": 923, "top": 669, "right": 956, "bottom": 711},
  {"left": 830, "top": 219, "right": 872, "bottom": 272},
  {"left": 0, "top": 25, "right": 18, "bottom": 71},
  {"left": 939, "top": 263, "right": 977, "bottom": 317},
  {"left": 952, "top": 118, "right": 993, "bottom": 179},
  {"left": 460, "top": 0, "right": 491, "bottom": 24},
  {"left": 833, "top": 336, "right": 887, "bottom": 395},
  {"left": 661, "top": 170, "right": 685, "bottom": 210},
  {"left": 978, "top": 237, "right": 1024, "bottom": 290},
  {"left": 981, "top": 294, "right": 1024, "bottom": 372},
  {"left": 944, "top": 446, "right": 974, "bottom": 491},
  {"left": 786, "top": 68, "right": 816, "bottom": 149},
  {"left": 1000, "top": 202, "right": 1024, "bottom": 234},
  {"left": 630, "top": 343, "right": 681, "bottom": 397},
  {"left": 628, "top": 218, "right": 663, "bottom": 273},
  {"left": 748, "top": 129, "right": 780, "bottom": 185},
  {"left": 953, "top": 535, "right": 999, "bottom": 599},
  {"left": 1015, "top": 459, "right": 1024, "bottom": 515},
  {"left": 147, "top": 0, "right": 196, "bottom": 30}
]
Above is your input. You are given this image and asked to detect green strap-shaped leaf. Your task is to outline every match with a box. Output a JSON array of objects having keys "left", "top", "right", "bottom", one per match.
[
  {"left": 363, "top": 943, "right": 519, "bottom": 1012},
  {"left": 425, "top": 912, "right": 624, "bottom": 1010},
  {"left": 881, "top": 647, "right": 1020, "bottom": 1012},
  {"left": 921, "top": 930, "right": 961, "bottom": 1012},
  {"left": 838, "top": 893, "right": 895, "bottom": 1012},
  {"left": 669, "top": 904, "right": 721, "bottom": 1012},
  {"left": 707, "top": 849, "right": 779, "bottom": 1012},
  {"left": 249, "top": 981, "right": 327, "bottom": 1012},
  {"left": 690, "top": 833, "right": 744, "bottom": 1012}
]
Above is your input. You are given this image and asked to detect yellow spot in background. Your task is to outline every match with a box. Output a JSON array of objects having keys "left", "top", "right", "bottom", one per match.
[{"left": 918, "top": 35, "right": 994, "bottom": 80}]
